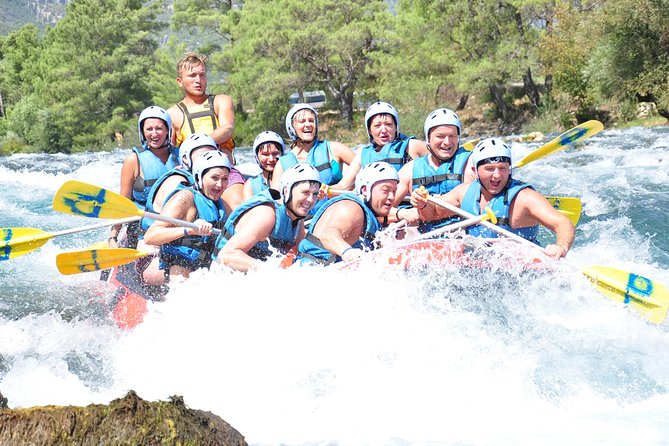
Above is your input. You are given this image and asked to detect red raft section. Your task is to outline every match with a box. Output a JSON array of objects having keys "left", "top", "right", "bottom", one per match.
[
  {"left": 369, "top": 238, "right": 550, "bottom": 272},
  {"left": 102, "top": 262, "right": 166, "bottom": 330}
]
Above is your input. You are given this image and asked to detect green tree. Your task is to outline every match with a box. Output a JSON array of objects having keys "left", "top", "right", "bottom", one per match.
[
  {"left": 225, "top": 0, "right": 392, "bottom": 135},
  {"left": 390, "top": 0, "right": 551, "bottom": 125},
  {"left": 0, "top": 24, "right": 43, "bottom": 109},
  {"left": 33, "top": 0, "right": 166, "bottom": 151},
  {"left": 589, "top": 0, "right": 669, "bottom": 119}
]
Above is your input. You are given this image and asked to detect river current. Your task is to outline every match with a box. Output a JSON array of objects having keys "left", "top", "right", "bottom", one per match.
[{"left": 1, "top": 126, "right": 668, "bottom": 445}]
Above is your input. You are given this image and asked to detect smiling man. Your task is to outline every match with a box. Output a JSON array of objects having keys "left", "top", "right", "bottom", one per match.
[
  {"left": 296, "top": 162, "right": 400, "bottom": 265},
  {"left": 215, "top": 163, "right": 322, "bottom": 272},
  {"left": 411, "top": 138, "right": 575, "bottom": 259},
  {"left": 393, "top": 108, "right": 476, "bottom": 230}
]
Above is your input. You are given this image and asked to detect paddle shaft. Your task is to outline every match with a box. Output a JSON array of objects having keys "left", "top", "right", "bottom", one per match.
[
  {"left": 418, "top": 210, "right": 496, "bottom": 240},
  {"left": 48, "top": 216, "right": 141, "bottom": 238},
  {"left": 425, "top": 195, "right": 540, "bottom": 249},
  {"left": 142, "top": 210, "right": 222, "bottom": 236}
]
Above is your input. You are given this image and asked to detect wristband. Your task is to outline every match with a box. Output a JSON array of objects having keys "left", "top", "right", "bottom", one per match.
[
  {"left": 183, "top": 228, "right": 188, "bottom": 236},
  {"left": 340, "top": 247, "right": 354, "bottom": 258},
  {"left": 395, "top": 208, "right": 402, "bottom": 221}
]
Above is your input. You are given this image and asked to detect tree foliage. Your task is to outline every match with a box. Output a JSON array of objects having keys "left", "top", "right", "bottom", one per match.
[
  {"left": 1, "top": 0, "right": 668, "bottom": 154},
  {"left": 224, "top": 0, "right": 391, "bottom": 138},
  {"left": 588, "top": 0, "right": 669, "bottom": 118}
]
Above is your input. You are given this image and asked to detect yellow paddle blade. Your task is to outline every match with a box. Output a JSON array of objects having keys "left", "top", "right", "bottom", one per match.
[
  {"left": 53, "top": 180, "right": 143, "bottom": 219},
  {"left": 1, "top": 228, "right": 53, "bottom": 260},
  {"left": 546, "top": 196, "right": 582, "bottom": 226},
  {"left": 56, "top": 248, "right": 150, "bottom": 275},
  {"left": 513, "top": 120, "right": 604, "bottom": 169},
  {"left": 461, "top": 138, "right": 481, "bottom": 152},
  {"left": 87, "top": 240, "right": 111, "bottom": 250},
  {"left": 582, "top": 265, "right": 669, "bottom": 324}
]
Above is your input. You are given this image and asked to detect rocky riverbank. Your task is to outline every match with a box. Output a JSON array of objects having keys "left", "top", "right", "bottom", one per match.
[{"left": 0, "top": 390, "right": 247, "bottom": 445}]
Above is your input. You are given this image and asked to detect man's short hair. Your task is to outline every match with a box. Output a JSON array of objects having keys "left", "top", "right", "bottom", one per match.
[{"left": 177, "top": 52, "right": 208, "bottom": 78}]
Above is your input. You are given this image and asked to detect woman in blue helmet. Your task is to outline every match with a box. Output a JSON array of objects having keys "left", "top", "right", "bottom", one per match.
[
  {"left": 144, "top": 151, "right": 230, "bottom": 281},
  {"left": 216, "top": 163, "right": 322, "bottom": 272},
  {"left": 341, "top": 102, "right": 429, "bottom": 192},
  {"left": 270, "top": 103, "right": 358, "bottom": 192},
  {"left": 109, "top": 106, "right": 179, "bottom": 249},
  {"left": 297, "top": 161, "right": 400, "bottom": 265},
  {"left": 411, "top": 138, "right": 575, "bottom": 260}
]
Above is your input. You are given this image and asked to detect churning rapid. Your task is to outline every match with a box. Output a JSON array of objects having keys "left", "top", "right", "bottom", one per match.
[{"left": 1, "top": 126, "right": 669, "bottom": 445}]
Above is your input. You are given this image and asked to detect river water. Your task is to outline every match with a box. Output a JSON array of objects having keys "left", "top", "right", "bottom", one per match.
[{"left": 1, "top": 126, "right": 668, "bottom": 445}]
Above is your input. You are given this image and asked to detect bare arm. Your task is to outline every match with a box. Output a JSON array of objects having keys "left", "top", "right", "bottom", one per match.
[
  {"left": 407, "top": 139, "right": 429, "bottom": 160},
  {"left": 219, "top": 204, "right": 275, "bottom": 272},
  {"left": 211, "top": 94, "right": 235, "bottom": 145},
  {"left": 330, "top": 140, "right": 356, "bottom": 166},
  {"left": 144, "top": 190, "right": 204, "bottom": 246},
  {"left": 412, "top": 184, "right": 467, "bottom": 222},
  {"left": 393, "top": 161, "right": 413, "bottom": 206},
  {"left": 167, "top": 105, "right": 183, "bottom": 147},
  {"left": 119, "top": 152, "right": 139, "bottom": 200},
  {"left": 270, "top": 159, "right": 285, "bottom": 190},
  {"left": 331, "top": 150, "right": 361, "bottom": 191},
  {"left": 242, "top": 178, "right": 254, "bottom": 201},
  {"left": 515, "top": 189, "right": 575, "bottom": 259},
  {"left": 311, "top": 199, "right": 365, "bottom": 260},
  {"left": 462, "top": 156, "right": 477, "bottom": 184}
]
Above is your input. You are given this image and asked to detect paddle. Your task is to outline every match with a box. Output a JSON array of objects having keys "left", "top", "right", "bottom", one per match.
[
  {"left": 52, "top": 180, "right": 223, "bottom": 235},
  {"left": 512, "top": 120, "right": 603, "bottom": 168},
  {"left": 423, "top": 193, "right": 669, "bottom": 324},
  {"left": 339, "top": 208, "right": 497, "bottom": 270},
  {"left": 546, "top": 196, "right": 582, "bottom": 226},
  {"left": 0, "top": 216, "right": 140, "bottom": 261},
  {"left": 56, "top": 247, "right": 150, "bottom": 275},
  {"left": 325, "top": 188, "right": 582, "bottom": 227},
  {"left": 418, "top": 207, "right": 497, "bottom": 240},
  {"left": 461, "top": 121, "right": 603, "bottom": 168}
]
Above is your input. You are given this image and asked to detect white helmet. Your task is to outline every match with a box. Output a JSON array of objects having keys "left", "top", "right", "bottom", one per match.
[
  {"left": 178, "top": 133, "right": 217, "bottom": 169},
  {"left": 253, "top": 131, "right": 286, "bottom": 165},
  {"left": 471, "top": 138, "right": 512, "bottom": 175},
  {"left": 355, "top": 161, "right": 400, "bottom": 201},
  {"left": 365, "top": 101, "right": 399, "bottom": 143},
  {"left": 279, "top": 163, "right": 321, "bottom": 204},
  {"left": 424, "top": 108, "right": 461, "bottom": 141},
  {"left": 192, "top": 150, "right": 231, "bottom": 189},
  {"left": 138, "top": 105, "right": 172, "bottom": 147},
  {"left": 285, "top": 103, "right": 318, "bottom": 141}
]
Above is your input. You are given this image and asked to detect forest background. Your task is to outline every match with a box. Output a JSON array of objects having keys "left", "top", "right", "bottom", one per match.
[{"left": 0, "top": 0, "right": 667, "bottom": 155}]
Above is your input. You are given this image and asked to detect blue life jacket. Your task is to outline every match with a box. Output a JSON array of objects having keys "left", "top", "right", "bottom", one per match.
[
  {"left": 247, "top": 173, "right": 269, "bottom": 197},
  {"left": 130, "top": 145, "right": 179, "bottom": 208},
  {"left": 411, "top": 148, "right": 470, "bottom": 194},
  {"left": 297, "top": 193, "right": 381, "bottom": 265},
  {"left": 411, "top": 148, "right": 471, "bottom": 233},
  {"left": 359, "top": 134, "right": 415, "bottom": 171},
  {"left": 159, "top": 184, "right": 228, "bottom": 271},
  {"left": 142, "top": 167, "right": 194, "bottom": 232},
  {"left": 278, "top": 140, "right": 342, "bottom": 185},
  {"left": 460, "top": 179, "right": 540, "bottom": 243},
  {"left": 213, "top": 189, "right": 301, "bottom": 261}
]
